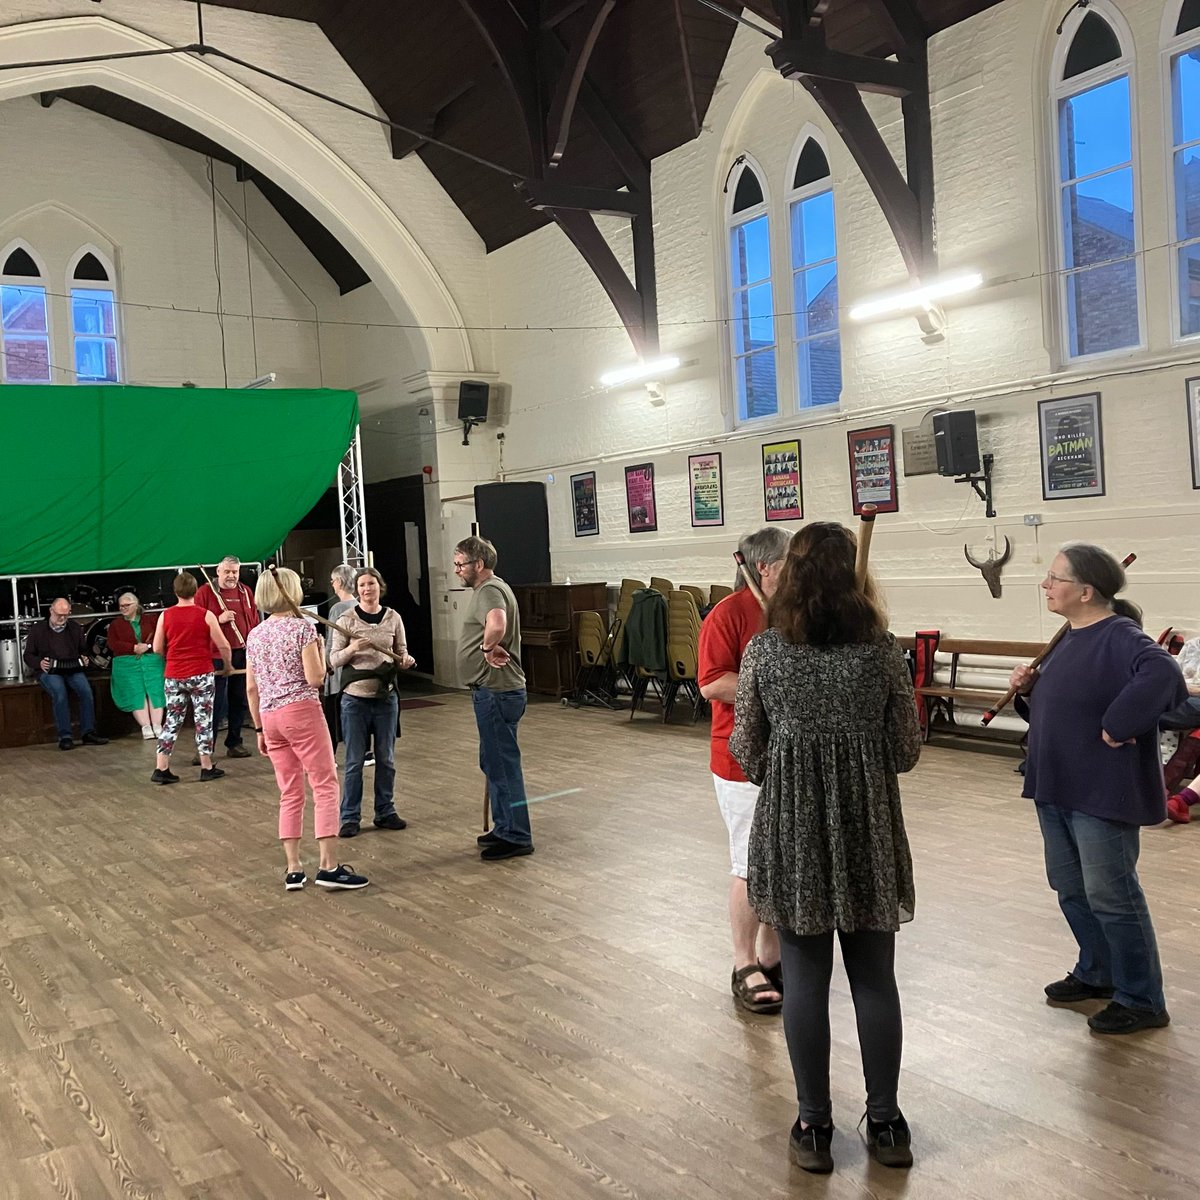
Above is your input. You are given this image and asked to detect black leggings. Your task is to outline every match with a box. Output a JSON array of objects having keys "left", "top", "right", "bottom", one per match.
[{"left": 778, "top": 927, "right": 903, "bottom": 1126}]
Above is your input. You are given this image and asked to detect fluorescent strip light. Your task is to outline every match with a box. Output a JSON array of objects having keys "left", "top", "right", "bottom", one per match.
[
  {"left": 600, "top": 354, "right": 681, "bottom": 387},
  {"left": 242, "top": 372, "right": 277, "bottom": 389},
  {"left": 849, "top": 272, "right": 983, "bottom": 321}
]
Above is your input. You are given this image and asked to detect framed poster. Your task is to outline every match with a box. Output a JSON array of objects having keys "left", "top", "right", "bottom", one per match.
[
  {"left": 688, "top": 453, "right": 724, "bottom": 527},
  {"left": 1038, "top": 393, "right": 1104, "bottom": 500},
  {"left": 570, "top": 471, "right": 599, "bottom": 537},
  {"left": 762, "top": 439, "right": 803, "bottom": 521},
  {"left": 847, "top": 425, "right": 898, "bottom": 515},
  {"left": 624, "top": 462, "right": 657, "bottom": 533},
  {"left": 1187, "top": 377, "right": 1200, "bottom": 490}
]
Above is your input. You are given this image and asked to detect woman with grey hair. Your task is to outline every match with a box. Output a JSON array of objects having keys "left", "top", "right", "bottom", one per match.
[
  {"left": 107, "top": 592, "right": 166, "bottom": 738},
  {"left": 322, "top": 564, "right": 358, "bottom": 749},
  {"left": 1011, "top": 542, "right": 1184, "bottom": 1035}
]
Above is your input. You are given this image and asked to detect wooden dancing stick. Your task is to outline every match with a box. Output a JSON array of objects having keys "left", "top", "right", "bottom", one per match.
[
  {"left": 198, "top": 564, "right": 247, "bottom": 648},
  {"left": 732, "top": 550, "right": 768, "bottom": 613},
  {"left": 980, "top": 552, "right": 1136, "bottom": 726},
  {"left": 483, "top": 781, "right": 490, "bottom": 835},
  {"left": 855, "top": 503, "right": 878, "bottom": 588}
]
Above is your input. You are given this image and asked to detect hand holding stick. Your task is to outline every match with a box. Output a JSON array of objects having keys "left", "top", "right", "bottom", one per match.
[
  {"left": 198, "top": 565, "right": 246, "bottom": 648},
  {"left": 732, "top": 550, "right": 767, "bottom": 613},
  {"left": 855, "top": 504, "right": 878, "bottom": 588}
]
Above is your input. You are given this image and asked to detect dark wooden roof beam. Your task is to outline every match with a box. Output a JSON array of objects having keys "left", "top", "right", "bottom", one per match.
[
  {"left": 540, "top": 0, "right": 590, "bottom": 28},
  {"left": 521, "top": 179, "right": 643, "bottom": 217},
  {"left": 545, "top": 0, "right": 616, "bottom": 165},
  {"left": 769, "top": 42, "right": 922, "bottom": 95},
  {"left": 863, "top": 0, "right": 927, "bottom": 57},
  {"left": 389, "top": 81, "right": 477, "bottom": 160}
]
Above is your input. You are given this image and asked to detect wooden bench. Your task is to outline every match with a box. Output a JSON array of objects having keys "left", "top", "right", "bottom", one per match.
[{"left": 914, "top": 637, "right": 1045, "bottom": 742}]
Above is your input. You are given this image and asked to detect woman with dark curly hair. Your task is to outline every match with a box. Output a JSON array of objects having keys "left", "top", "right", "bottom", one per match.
[{"left": 730, "top": 521, "right": 920, "bottom": 1175}]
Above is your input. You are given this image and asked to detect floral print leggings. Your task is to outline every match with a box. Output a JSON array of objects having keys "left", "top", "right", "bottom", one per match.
[{"left": 157, "top": 673, "right": 216, "bottom": 757}]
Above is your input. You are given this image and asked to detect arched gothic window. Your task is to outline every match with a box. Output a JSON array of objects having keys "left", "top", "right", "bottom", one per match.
[
  {"left": 788, "top": 137, "right": 841, "bottom": 408},
  {"left": 1052, "top": 6, "right": 1141, "bottom": 359},
  {"left": 1169, "top": 0, "right": 1200, "bottom": 338},
  {"left": 69, "top": 250, "right": 120, "bottom": 383},
  {"left": 0, "top": 243, "right": 52, "bottom": 384},
  {"left": 726, "top": 159, "right": 778, "bottom": 421}
]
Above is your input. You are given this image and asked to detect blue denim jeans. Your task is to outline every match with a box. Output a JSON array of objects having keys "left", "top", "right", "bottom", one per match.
[
  {"left": 473, "top": 687, "right": 531, "bottom": 846},
  {"left": 38, "top": 671, "right": 96, "bottom": 739},
  {"left": 339, "top": 692, "right": 398, "bottom": 825},
  {"left": 1036, "top": 803, "right": 1166, "bottom": 1013}
]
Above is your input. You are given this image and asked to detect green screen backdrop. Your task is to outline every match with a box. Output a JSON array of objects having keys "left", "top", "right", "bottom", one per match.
[{"left": 1, "top": 385, "right": 358, "bottom": 574}]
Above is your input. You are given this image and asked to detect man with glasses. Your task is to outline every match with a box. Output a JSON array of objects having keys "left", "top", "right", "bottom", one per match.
[
  {"left": 23, "top": 596, "right": 109, "bottom": 750},
  {"left": 454, "top": 536, "right": 534, "bottom": 861}
]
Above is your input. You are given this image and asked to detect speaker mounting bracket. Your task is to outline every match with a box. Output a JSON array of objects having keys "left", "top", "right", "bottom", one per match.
[
  {"left": 461, "top": 417, "right": 482, "bottom": 446},
  {"left": 954, "top": 452, "right": 995, "bottom": 519}
]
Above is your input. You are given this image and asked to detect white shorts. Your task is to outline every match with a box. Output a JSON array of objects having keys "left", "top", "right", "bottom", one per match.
[{"left": 712, "top": 773, "right": 761, "bottom": 878}]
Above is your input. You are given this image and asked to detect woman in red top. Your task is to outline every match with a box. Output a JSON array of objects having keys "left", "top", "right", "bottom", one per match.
[{"left": 151, "top": 571, "right": 232, "bottom": 785}]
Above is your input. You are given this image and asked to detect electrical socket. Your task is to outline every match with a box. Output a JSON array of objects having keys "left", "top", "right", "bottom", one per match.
[{"left": 1023, "top": 514, "right": 1043, "bottom": 526}]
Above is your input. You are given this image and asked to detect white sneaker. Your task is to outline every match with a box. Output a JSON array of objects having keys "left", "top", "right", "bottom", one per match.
[{"left": 141, "top": 726, "right": 156, "bottom": 740}]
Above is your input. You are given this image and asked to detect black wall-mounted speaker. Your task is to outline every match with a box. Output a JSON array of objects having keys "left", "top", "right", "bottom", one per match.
[
  {"left": 933, "top": 410, "right": 980, "bottom": 476},
  {"left": 458, "top": 380, "right": 490, "bottom": 422}
]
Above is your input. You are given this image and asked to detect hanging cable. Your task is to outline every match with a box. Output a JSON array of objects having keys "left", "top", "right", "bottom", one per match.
[
  {"left": 241, "top": 174, "right": 258, "bottom": 378},
  {"left": 206, "top": 156, "right": 229, "bottom": 387},
  {"left": 690, "top": 0, "right": 777, "bottom": 40}
]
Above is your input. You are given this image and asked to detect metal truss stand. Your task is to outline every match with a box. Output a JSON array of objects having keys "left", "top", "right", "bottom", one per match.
[{"left": 338, "top": 426, "right": 369, "bottom": 568}]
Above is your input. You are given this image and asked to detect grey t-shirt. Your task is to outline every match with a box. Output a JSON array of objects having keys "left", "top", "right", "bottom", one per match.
[
  {"left": 457, "top": 575, "right": 525, "bottom": 691},
  {"left": 324, "top": 598, "right": 356, "bottom": 695}
]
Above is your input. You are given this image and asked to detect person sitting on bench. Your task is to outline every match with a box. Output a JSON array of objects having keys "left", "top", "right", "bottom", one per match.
[
  {"left": 23, "top": 597, "right": 109, "bottom": 751},
  {"left": 1160, "top": 633, "right": 1200, "bottom": 731}
]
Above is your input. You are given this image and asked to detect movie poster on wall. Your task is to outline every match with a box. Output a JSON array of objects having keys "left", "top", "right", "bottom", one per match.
[
  {"left": 624, "top": 462, "right": 658, "bottom": 533},
  {"left": 762, "top": 440, "right": 803, "bottom": 521},
  {"left": 1038, "top": 394, "right": 1104, "bottom": 500},
  {"left": 688, "top": 453, "right": 724, "bottom": 527},
  {"left": 847, "top": 425, "right": 899, "bottom": 515},
  {"left": 570, "top": 471, "right": 599, "bottom": 537}
]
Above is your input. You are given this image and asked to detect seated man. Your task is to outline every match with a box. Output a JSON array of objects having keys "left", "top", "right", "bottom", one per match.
[{"left": 23, "top": 597, "right": 109, "bottom": 750}]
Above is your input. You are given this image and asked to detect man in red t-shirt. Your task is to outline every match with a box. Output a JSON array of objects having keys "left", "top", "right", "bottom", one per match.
[
  {"left": 698, "top": 526, "right": 791, "bottom": 1014},
  {"left": 196, "top": 555, "right": 260, "bottom": 758}
]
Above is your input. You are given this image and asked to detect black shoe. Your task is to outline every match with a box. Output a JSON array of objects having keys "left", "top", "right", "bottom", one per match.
[
  {"left": 339, "top": 822, "right": 360, "bottom": 839},
  {"left": 284, "top": 871, "right": 306, "bottom": 891},
  {"left": 150, "top": 768, "right": 180, "bottom": 785},
  {"left": 374, "top": 813, "right": 407, "bottom": 830},
  {"left": 315, "top": 864, "right": 369, "bottom": 890},
  {"left": 477, "top": 829, "right": 503, "bottom": 846},
  {"left": 59, "top": 737, "right": 75, "bottom": 751},
  {"left": 81, "top": 731, "right": 108, "bottom": 746},
  {"left": 864, "top": 1112, "right": 913, "bottom": 1168},
  {"left": 226, "top": 744, "right": 252, "bottom": 759},
  {"left": 788, "top": 1121, "right": 834, "bottom": 1173},
  {"left": 1044, "top": 973, "right": 1115, "bottom": 1004},
  {"left": 199, "top": 766, "right": 225, "bottom": 782},
  {"left": 191, "top": 754, "right": 201, "bottom": 766},
  {"left": 480, "top": 837, "right": 534, "bottom": 861},
  {"left": 1087, "top": 1001, "right": 1170, "bottom": 1034}
]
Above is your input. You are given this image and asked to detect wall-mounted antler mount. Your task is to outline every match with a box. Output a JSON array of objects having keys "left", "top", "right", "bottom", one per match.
[{"left": 964, "top": 536, "right": 1012, "bottom": 599}]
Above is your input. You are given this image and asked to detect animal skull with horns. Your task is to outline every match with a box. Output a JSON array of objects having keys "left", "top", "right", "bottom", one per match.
[{"left": 964, "top": 536, "right": 1012, "bottom": 598}]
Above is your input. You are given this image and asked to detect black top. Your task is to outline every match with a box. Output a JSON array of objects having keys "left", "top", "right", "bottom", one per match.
[
  {"left": 23, "top": 620, "right": 88, "bottom": 675},
  {"left": 355, "top": 605, "right": 388, "bottom": 626}
]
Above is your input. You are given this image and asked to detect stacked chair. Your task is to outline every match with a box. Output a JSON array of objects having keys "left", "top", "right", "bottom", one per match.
[
  {"left": 708, "top": 583, "right": 733, "bottom": 606},
  {"left": 610, "top": 578, "right": 644, "bottom": 681},
  {"left": 663, "top": 589, "right": 704, "bottom": 722},
  {"left": 649, "top": 576, "right": 674, "bottom": 597},
  {"left": 567, "top": 610, "right": 621, "bottom": 709},
  {"left": 679, "top": 583, "right": 708, "bottom": 612}
]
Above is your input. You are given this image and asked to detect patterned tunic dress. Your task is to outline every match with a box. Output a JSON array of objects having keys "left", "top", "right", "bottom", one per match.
[{"left": 729, "top": 630, "right": 921, "bottom": 936}]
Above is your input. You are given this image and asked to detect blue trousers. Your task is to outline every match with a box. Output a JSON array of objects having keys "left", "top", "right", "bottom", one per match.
[
  {"left": 1037, "top": 804, "right": 1166, "bottom": 1013},
  {"left": 473, "top": 687, "right": 531, "bottom": 846},
  {"left": 38, "top": 671, "right": 96, "bottom": 739},
  {"left": 340, "top": 692, "right": 398, "bottom": 824}
]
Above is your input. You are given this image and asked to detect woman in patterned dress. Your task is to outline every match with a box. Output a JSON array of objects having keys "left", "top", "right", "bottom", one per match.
[{"left": 730, "top": 521, "right": 920, "bottom": 1174}]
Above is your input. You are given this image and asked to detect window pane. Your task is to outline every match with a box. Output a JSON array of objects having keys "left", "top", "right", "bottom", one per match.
[
  {"left": 793, "top": 139, "right": 830, "bottom": 189},
  {"left": 1062, "top": 12, "right": 1121, "bottom": 80},
  {"left": 1175, "top": 48, "right": 1200, "bottom": 145},
  {"left": 790, "top": 191, "right": 835, "bottom": 268},
  {"left": 1, "top": 284, "right": 48, "bottom": 333},
  {"left": 794, "top": 263, "right": 838, "bottom": 338},
  {"left": 732, "top": 166, "right": 764, "bottom": 214},
  {"left": 72, "top": 288, "right": 116, "bottom": 337},
  {"left": 1060, "top": 76, "right": 1131, "bottom": 181},
  {"left": 76, "top": 337, "right": 119, "bottom": 383},
  {"left": 801, "top": 333, "right": 842, "bottom": 407},
  {"left": 1066, "top": 258, "right": 1139, "bottom": 355},
  {"left": 3, "top": 335, "right": 51, "bottom": 383},
  {"left": 735, "top": 349, "right": 778, "bottom": 421},
  {"left": 1176, "top": 146, "right": 1200, "bottom": 239},
  {"left": 730, "top": 215, "right": 771, "bottom": 287},
  {"left": 733, "top": 282, "right": 775, "bottom": 355},
  {"left": 1062, "top": 168, "right": 1134, "bottom": 269},
  {"left": 1180, "top": 243, "right": 1200, "bottom": 337}
]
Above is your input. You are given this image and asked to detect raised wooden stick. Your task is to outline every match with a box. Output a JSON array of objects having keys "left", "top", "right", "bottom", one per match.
[
  {"left": 198, "top": 565, "right": 246, "bottom": 647},
  {"left": 980, "top": 551, "right": 1136, "bottom": 725},
  {"left": 855, "top": 503, "right": 878, "bottom": 588},
  {"left": 732, "top": 550, "right": 768, "bottom": 612}
]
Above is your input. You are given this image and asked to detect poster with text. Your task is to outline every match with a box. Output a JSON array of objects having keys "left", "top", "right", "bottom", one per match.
[
  {"left": 570, "top": 471, "right": 599, "bottom": 537},
  {"left": 846, "top": 425, "right": 899, "bottom": 515},
  {"left": 688, "top": 453, "right": 724, "bottom": 527},
  {"left": 761, "top": 440, "right": 803, "bottom": 521},
  {"left": 1038, "top": 394, "right": 1104, "bottom": 500},
  {"left": 624, "top": 462, "right": 658, "bottom": 533}
]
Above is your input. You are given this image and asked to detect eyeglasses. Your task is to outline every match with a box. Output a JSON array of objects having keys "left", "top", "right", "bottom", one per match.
[
  {"left": 1043, "top": 571, "right": 1079, "bottom": 585},
  {"left": 453, "top": 559, "right": 479, "bottom": 571}
]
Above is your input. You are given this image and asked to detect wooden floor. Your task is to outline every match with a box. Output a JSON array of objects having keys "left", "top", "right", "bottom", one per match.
[{"left": 1, "top": 694, "right": 1197, "bottom": 1199}]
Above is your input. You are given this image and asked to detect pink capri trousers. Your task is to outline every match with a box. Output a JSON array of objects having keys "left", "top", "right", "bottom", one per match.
[{"left": 262, "top": 698, "right": 339, "bottom": 840}]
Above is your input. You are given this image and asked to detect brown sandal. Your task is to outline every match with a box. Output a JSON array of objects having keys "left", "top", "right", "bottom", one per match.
[{"left": 731, "top": 965, "right": 783, "bottom": 1014}]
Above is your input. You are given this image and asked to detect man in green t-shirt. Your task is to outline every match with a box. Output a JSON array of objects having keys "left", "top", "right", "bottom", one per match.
[{"left": 454, "top": 536, "right": 533, "bottom": 860}]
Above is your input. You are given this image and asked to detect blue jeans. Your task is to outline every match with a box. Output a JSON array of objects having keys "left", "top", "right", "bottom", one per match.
[
  {"left": 340, "top": 692, "right": 398, "bottom": 825},
  {"left": 473, "top": 687, "right": 531, "bottom": 846},
  {"left": 38, "top": 671, "right": 96, "bottom": 739},
  {"left": 212, "top": 649, "right": 248, "bottom": 747},
  {"left": 1037, "top": 804, "right": 1166, "bottom": 1013}
]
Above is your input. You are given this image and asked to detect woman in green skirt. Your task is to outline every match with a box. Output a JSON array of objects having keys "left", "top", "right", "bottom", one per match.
[{"left": 107, "top": 593, "right": 166, "bottom": 739}]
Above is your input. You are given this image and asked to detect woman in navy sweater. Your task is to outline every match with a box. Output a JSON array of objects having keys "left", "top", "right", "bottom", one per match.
[{"left": 1011, "top": 544, "right": 1184, "bottom": 1035}]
